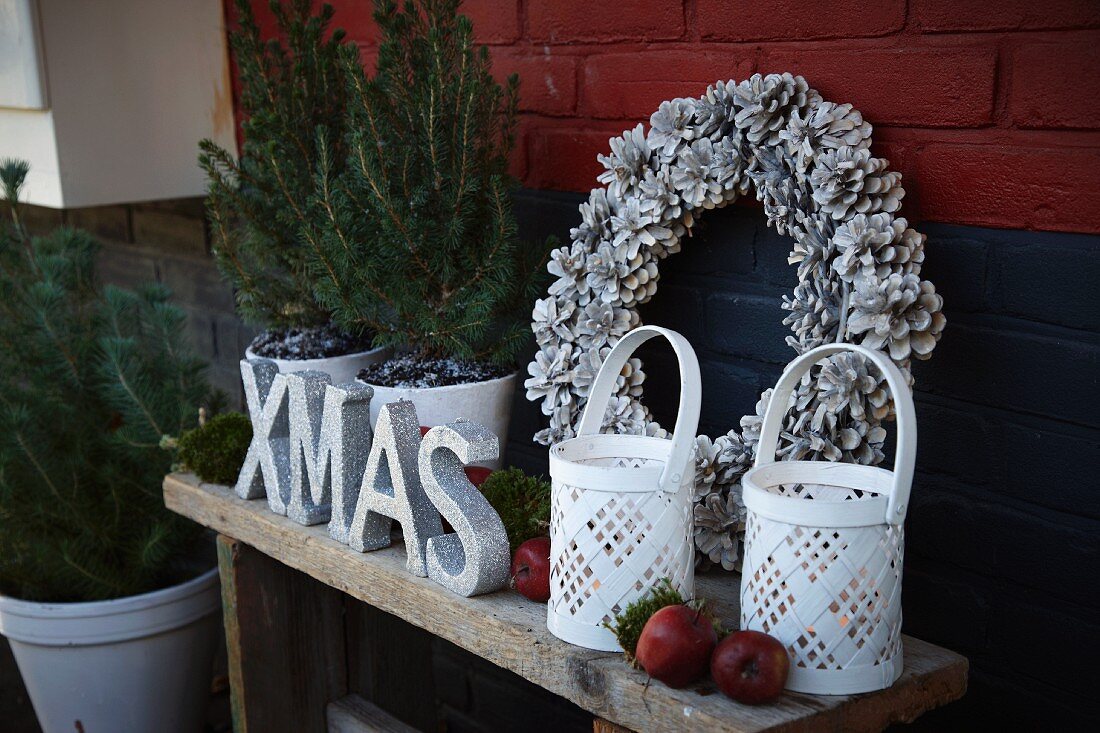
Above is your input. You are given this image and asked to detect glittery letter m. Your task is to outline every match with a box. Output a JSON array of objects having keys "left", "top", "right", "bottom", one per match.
[{"left": 285, "top": 371, "right": 374, "bottom": 530}]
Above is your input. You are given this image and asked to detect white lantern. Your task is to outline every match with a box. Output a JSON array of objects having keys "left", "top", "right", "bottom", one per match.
[
  {"left": 740, "top": 343, "right": 916, "bottom": 694},
  {"left": 547, "top": 326, "right": 701, "bottom": 651}
]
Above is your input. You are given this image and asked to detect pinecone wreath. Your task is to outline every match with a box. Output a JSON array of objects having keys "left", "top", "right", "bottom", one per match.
[{"left": 525, "top": 73, "right": 946, "bottom": 571}]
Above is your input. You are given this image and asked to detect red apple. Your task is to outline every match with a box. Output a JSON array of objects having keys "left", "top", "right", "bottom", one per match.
[
  {"left": 511, "top": 537, "right": 551, "bottom": 602},
  {"left": 464, "top": 466, "right": 492, "bottom": 488},
  {"left": 711, "top": 630, "right": 790, "bottom": 705},
  {"left": 635, "top": 605, "right": 718, "bottom": 688}
]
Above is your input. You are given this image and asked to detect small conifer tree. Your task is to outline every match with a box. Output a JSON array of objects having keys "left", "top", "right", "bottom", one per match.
[
  {"left": 199, "top": 0, "right": 351, "bottom": 332},
  {"left": 0, "top": 161, "right": 213, "bottom": 602},
  {"left": 312, "top": 0, "right": 553, "bottom": 365}
]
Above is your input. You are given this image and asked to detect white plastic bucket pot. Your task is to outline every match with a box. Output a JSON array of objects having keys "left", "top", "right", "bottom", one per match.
[
  {"left": 547, "top": 326, "right": 700, "bottom": 651},
  {"left": 245, "top": 344, "right": 392, "bottom": 385},
  {"left": 0, "top": 567, "right": 222, "bottom": 733},
  {"left": 363, "top": 372, "right": 518, "bottom": 470},
  {"left": 740, "top": 343, "right": 916, "bottom": 695}
]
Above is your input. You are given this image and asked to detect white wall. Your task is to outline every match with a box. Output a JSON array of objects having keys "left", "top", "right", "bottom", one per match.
[{"left": 0, "top": 0, "right": 237, "bottom": 208}]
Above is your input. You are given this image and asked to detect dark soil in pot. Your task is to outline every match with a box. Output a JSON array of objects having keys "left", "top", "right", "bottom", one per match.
[
  {"left": 249, "top": 324, "right": 374, "bottom": 360},
  {"left": 358, "top": 355, "right": 513, "bottom": 388}
]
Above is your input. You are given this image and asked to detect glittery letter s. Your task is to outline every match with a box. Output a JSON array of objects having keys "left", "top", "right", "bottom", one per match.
[{"left": 419, "top": 421, "right": 510, "bottom": 597}]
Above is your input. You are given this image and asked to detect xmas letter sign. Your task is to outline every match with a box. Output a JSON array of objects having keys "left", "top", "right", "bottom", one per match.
[{"left": 235, "top": 357, "right": 509, "bottom": 597}]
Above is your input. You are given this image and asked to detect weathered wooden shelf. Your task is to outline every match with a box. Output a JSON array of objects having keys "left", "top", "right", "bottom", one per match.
[{"left": 164, "top": 473, "right": 967, "bottom": 733}]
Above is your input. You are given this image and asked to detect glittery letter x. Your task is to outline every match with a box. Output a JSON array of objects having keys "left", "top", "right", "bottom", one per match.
[{"left": 235, "top": 358, "right": 291, "bottom": 515}]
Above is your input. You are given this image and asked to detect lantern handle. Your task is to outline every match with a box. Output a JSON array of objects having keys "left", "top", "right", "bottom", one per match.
[
  {"left": 753, "top": 343, "right": 917, "bottom": 524},
  {"left": 577, "top": 326, "right": 701, "bottom": 494}
]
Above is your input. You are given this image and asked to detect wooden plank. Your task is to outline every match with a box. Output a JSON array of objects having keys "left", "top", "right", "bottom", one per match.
[
  {"left": 594, "top": 718, "right": 634, "bottom": 733},
  {"left": 171, "top": 474, "right": 968, "bottom": 733},
  {"left": 218, "top": 537, "right": 249, "bottom": 733},
  {"left": 327, "top": 694, "right": 419, "bottom": 733},
  {"left": 345, "top": 601, "right": 438, "bottom": 731},
  {"left": 217, "top": 534, "right": 349, "bottom": 733}
]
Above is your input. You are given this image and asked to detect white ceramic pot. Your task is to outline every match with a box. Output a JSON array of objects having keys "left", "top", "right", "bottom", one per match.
[
  {"left": 363, "top": 372, "right": 518, "bottom": 469},
  {"left": 0, "top": 568, "right": 221, "bottom": 733},
  {"left": 244, "top": 344, "right": 392, "bottom": 385}
]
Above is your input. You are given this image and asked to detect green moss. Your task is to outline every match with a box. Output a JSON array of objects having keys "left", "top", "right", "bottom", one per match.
[
  {"left": 604, "top": 579, "right": 685, "bottom": 662},
  {"left": 177, "top": 412, "right": 252, "bottom": 485},
  {"left": 604, "top": 579, "right": 726, "bottom": 664},
  {"left": 479, "top": 467, "right": 550, "bottom": 553}
]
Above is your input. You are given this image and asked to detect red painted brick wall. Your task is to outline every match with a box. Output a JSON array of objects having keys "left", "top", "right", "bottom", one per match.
[{"left": 233, "top": 0, "right": 1100, "bottom": 234}]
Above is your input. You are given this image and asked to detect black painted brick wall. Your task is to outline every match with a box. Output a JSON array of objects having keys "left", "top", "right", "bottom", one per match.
[{"left": 13, "top": 190, "right": 1099, "bottom": 729}]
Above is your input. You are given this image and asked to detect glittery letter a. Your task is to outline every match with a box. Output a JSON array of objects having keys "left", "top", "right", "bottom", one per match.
[
  {"left": 236, "top": 358, "right": 291, "bottom": 514},
  {"left": 419, "top": 421, "right": 510, "bottom": 597},
  {"left": 348, "top": 400, "right": 443, "bottom": 576},
  {"left": 286, "top": 372, "right": 374, "bottom": 528}
]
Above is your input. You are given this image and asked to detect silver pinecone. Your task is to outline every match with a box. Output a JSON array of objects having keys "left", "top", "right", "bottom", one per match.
[
  {"left": 732, "top": 73, "right": 815, "bottom": 146},
  {"left": 817, "top": 351, "right": 888, "bottom": 422},
  {"left": 847, "top": 273, "right": 946, "bottom": 361},
  {"left": 585, "top": 240, "right": 659, "bottom": 306},
  {"left": 714, "top": 429, "right": 752, "bottom": 485},
  {"left": 531, "top": 295, "right": 577, "bottom": 346},
  {"left": 597, "top": 125, "right": 652, "bottom": 201},
  {"left": 524, "top": 343, "right": 574, "bottom": 415},
  {"left": 611, "top": 197, "right": 675, "bottom": 258},
  {"left": 570, "top": 188, "right": 616, "bottom": 250},
  {"left": 547, "top": 241, "right": 593, "bottom": 303},
  {"left": 602, "top": 395, "right": 647, "bottom": 435},
  {"left": 575, "top": 300, "right": 634, "bottom": 350},
  {"left": 535, "top": 402, "right": 577, "bottom": 446},
  {"left": 782, "top": 264, "right": 845, "bottom": 350},
  {"left": 833, "top": 213, "right": 924, "bottom": 282},
  {"left": 695, "top": 80, "right": 738, "bottom": 141},
  {"left": 694, "top": 488, "right": 746, "bottom": 572},
  {"left": 780, "top": 101, "right": 872, "bottom": 174},
  {"left": 692, "top": 435, "right": 722, "bottom": 500},
  {"left": 648, "top": 98, "right": 697, "bottom": 160},
  {"left": 810, "top": 147, "right": 903, "bottom": 220},
  {"left": 572, "top": 345, "right": 644, "bottom": 399},
  {"left": 638, "top": 165, "right": 691, "bottom": 248},
  {"left": 671, "top": 138, "right": 726, "bottom": 210}
]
